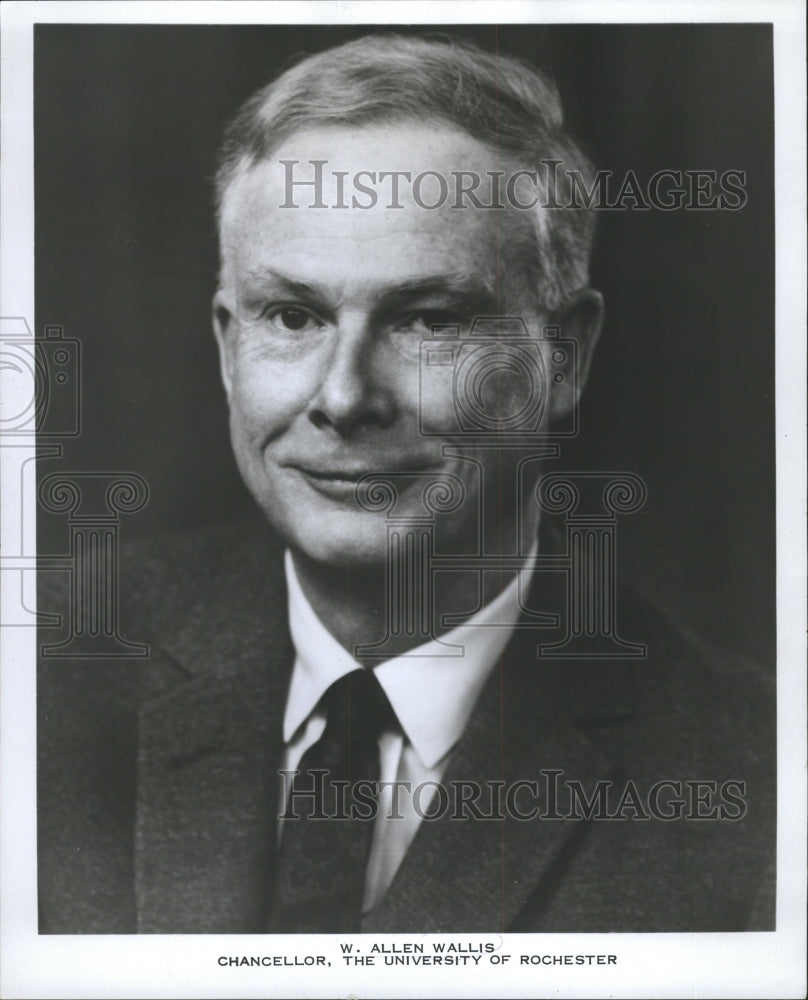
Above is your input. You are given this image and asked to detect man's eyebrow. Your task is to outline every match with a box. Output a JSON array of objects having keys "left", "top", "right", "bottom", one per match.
[
  {"left": 241, "top": 266, "right": 320, "bottom": 298},
  {"left": 381, "top": 273, "right": 500, "bottom": 304},
  {"left": 240, "top": 266, "right": 501, "bottom": 308}
]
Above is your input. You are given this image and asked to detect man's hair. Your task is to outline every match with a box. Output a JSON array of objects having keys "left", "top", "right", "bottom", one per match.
[{"left": 215, "top": 33, "right": 596, "bottom": 310}]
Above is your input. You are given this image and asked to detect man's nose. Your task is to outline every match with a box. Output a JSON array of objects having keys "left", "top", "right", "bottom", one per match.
[{"left": 307, "top": 317, "right": 396, "bottom": 433}]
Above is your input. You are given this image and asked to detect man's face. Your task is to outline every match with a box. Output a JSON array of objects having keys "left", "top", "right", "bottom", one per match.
[{"left": 214, "top": 123, "right": 590, "bottom": 568}]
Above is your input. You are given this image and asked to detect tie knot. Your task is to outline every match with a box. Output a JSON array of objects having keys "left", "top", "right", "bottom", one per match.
[{"left": 322, "top": 668, "right": 393, "bottom": 744}]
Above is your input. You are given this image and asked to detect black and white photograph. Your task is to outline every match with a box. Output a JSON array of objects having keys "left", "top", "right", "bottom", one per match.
[{"left": 0, "top": 2, "right": 805, "bottom": 998}]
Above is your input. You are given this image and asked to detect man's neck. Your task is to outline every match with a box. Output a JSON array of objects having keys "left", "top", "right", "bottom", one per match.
[{"left": 289, "top": 518, "right": 539, "bottom": 659}]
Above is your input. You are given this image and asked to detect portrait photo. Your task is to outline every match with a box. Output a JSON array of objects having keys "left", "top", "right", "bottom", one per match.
[{"left": 1, "top": 4, "right": 804, "bottom": 999}]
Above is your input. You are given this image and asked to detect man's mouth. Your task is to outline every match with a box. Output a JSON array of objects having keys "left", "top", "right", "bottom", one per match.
[
  {"left": 288, "top": 462, "right": 442, "bottom": 498},
  {"left": 289, "top": 460, "right": 439, "bottom": 478},
  {"left": 296, "top": 467, "right": 368, "bottom": 483}
]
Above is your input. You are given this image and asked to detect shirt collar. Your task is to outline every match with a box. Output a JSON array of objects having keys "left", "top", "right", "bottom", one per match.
[{"left": 283, "top": 549, "right": 534, "bottom": 769}]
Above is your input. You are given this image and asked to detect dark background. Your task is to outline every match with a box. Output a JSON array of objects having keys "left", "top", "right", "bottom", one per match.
[{"left": 35, "top": 23, "right": 775, "bottom": 665}]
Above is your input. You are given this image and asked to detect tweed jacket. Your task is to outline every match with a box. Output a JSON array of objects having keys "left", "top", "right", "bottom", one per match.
[{"left": 37, "top": 518, "right": 776, "bottom": 933}]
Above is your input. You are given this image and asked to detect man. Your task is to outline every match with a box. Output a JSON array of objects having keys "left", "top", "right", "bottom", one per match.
[{"left": 37, "top": 33, "right": 775, "bottom": 933}]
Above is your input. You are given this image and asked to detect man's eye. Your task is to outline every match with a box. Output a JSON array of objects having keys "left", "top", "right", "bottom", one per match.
[
  {"left": 265, "top": 307, "right": 322, "bottom": 332},
  {"left": 398, "top": 310, "right": 466, "bottom": 333}
]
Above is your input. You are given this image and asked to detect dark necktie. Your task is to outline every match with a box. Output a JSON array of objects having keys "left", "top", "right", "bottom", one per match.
[{"left": 270, "top": 667, "right": 393, "bottom": 933}]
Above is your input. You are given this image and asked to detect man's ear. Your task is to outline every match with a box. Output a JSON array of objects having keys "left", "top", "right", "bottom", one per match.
[
  {"left": 212, "top": 289, "right": 235, "bottom": 401},
  {"left": 546, "top": 287, "right": 604, "bottom": 422}
]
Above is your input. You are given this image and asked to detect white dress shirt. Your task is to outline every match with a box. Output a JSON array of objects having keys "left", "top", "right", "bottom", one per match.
[{"left": 281, "top": 550, "right": 534, "bottom": 914}]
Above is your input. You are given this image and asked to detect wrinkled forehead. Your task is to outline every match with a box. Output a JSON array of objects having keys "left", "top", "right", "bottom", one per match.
[{"left": 218, "top": 122, "right": 542, "bottom": 293}]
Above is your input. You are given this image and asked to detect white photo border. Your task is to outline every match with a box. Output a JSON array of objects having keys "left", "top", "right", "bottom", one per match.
[{"left": 1, "top": 2, "right": 805, "bottom": 998}]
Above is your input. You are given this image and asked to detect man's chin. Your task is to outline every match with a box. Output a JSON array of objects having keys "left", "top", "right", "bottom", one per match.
[
  {"left": 293, "top": 543, "right": 390, "bottom": 574},
  {"left": 263, "top": 509, "right": 391, "bottom": 570}
]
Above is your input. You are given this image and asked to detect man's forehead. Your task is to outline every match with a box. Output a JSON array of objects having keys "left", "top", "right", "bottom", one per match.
[
  {"left": 219, "top": 122, "right": 540, "bottom": 296},
  {"left": 228, "top": 120, "right": 507, "bottom": 199},
  {"left": 223, "top": 130, "right": 508, "bottom": 230}
]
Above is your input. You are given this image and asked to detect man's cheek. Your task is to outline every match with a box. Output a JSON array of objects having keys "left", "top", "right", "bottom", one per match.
[
  {"left": 415, "top": 370, "right": 459, "bottom": 436},
  {"left": 231, "top": 371, "right": 305, "bottom": 432}
]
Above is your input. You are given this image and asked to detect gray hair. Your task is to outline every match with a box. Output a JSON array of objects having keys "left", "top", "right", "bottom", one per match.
[{"left": 215, "top": 33, "right": 596, "bottom": 310}]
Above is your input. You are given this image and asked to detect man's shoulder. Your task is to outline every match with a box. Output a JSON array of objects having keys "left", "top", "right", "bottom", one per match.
[
  {"left": 519, "top": 580, "right": 776, "bottom": 784},
  {"left": 120, "top": 516, "right": 286, "bottom": 598},
  {"left": 528, "top": 578, "right": 774, "bottom": 729},
  {"left": 610, "top": 591, "right": 776, "bottom": 928},
  {"left": 40, "top": 514, "right": 286, "bottom": 623},
  {"left": 623, "top": 586, "right": 774, "bottom": 714},
  {"left": 37, "top": 516, "right": 290, "bottom": 717},
  {"left": 607, "top": 585, "right": 775, "bottom": 779}
]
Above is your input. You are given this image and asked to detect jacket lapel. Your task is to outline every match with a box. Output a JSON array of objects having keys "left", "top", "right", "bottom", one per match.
[
  {"left": 363, "top": 624, "right": 637, "bottom": 932},
  {"left": 134, "top": 525, "right": 293, "bottom": 933}
]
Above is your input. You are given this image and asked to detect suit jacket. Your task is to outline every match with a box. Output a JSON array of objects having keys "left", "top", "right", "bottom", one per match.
[{"left": 37, "top": 518, "right": 776, "bottom": 933}]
